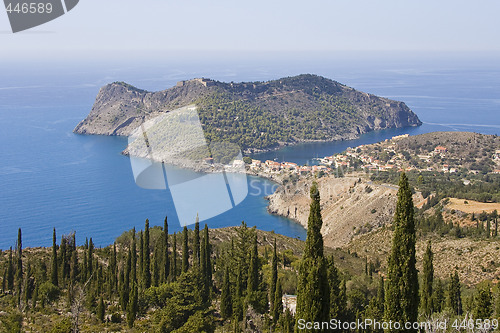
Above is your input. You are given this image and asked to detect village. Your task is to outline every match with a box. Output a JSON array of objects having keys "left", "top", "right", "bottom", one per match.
[{"left": 244, "top": 134, "right": 500, "bottom": 177}]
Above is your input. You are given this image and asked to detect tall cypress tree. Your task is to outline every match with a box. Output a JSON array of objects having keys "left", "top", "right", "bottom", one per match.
[
  {"left": 194, "top": 215, "right": 200, "bottom": 266},
  {"left": 270, "top": 239, "right": 278, "bottom": 315},
  {"left": 88, "top": 237, "right": 94, "bottom": 280},
  {"left": 273, "top": 279, "right": 283, "bottom": 325},
  {"left": 203, "top": 224, "right": 212, "bottom": 292},
  {"left": 473, "top": 283, "right": 493, "bottom": 319},
  {"left": 220, "top": 265, "right": 232, "bottom": 320},
  {"left": 433, "top": 278, "right": 444, "bottom": 313},
  {"left": 384, "top": 172, "right": 419, "bottom": 331},
  {"left": 182, "top": 226, "right": 189, "bottom": 273},
  {"left": 144, "top": 219, "right": 151, "bottom": 289},
  {"left": 7, "top": 247, "right": 14, "bottom": 291},
  {"left": 171, "top": 232, "right": 177, "bottom": 281},
  {"left": 139, "top": 231, "right": 144, "bottom": 287},
  {"left": 421, "top": 240, "right": 434, "bottom": 315},
  {"left": 127, "top": 282, "right": 138, "bottom": 328},
  {"left": 131, "top": 228, "right": 137, "bottom": 284},
  {"left": 448, "top": 269, "right": 462, "bottom": 315},
  {"left": 15, "top": 228, "right": 23, "bottom": 301},
  {"left": 163, "top": 216, "right": 169, "bottom": 283},
  {"left": 82, "top": 238, "right": 88, "bottom": 281},
  {"left": 296, "top": 182, "right": 330, "bottom": 331},
  {"left": 327, "top": 256, "right": 344, "bottom": 320},
  {"left": 51, "top": 228, "right": 58, "bottom": 286}
]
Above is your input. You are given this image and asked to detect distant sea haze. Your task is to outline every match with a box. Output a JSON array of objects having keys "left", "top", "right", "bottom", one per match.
[{"left": 0, "top": 56, "right": 499, "bottom": 249}]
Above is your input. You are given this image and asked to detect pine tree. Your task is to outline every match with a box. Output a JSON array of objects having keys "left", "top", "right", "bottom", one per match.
[
  {"left": 97, "top": 295, "right": 105, "bottom": 322},
  {"left": 220, "top": 266, "right": 232, "bottom": 320},
  {"left": 447, "top": 269, "right": 462, "bottom": 315},
  {"left": 182, "top": 226, "right": 189, "bottom": 273},
  {"left": 384, "top": 172, "right": 419, "bottom": 331},
  {"left": 270, "top": 238, "right": 278, "bottom": 315},
  {"left": 51, "top": 228, "right": 58, "bottom": 286},
  {"left": 194, "top": 215, "right": 200, "bottom": 266},
  {"left": 433, "top": 279, "right": 444, "bottom": 313},
  {"left": 421, "top": 240, "right": 434, "bottom": 315},
  {"left": 296, "top": 182, "right": 330, "bottom": 332},
  {"left": 144, "top": 219, "right": 151, "bottom": 289},
  {"left": 273, "top": 279, "right": 283, "bottom": 325},
  {"left": 163, "top": 216, "right": 169, "bottom": 283}
]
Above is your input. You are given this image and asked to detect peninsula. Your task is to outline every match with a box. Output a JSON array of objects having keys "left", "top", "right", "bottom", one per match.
[{"left": 74, "top": 74, "right": 421, "bottom": 153}]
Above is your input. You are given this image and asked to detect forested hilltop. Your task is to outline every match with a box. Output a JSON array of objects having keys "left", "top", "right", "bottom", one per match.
[{"left": 74, "top": 75, "right": 421, "bottom": 152}]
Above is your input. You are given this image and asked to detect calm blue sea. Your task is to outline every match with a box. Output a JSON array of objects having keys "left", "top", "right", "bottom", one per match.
[{"left": 1, "top": 53, "right": 499, "bottom": 249}]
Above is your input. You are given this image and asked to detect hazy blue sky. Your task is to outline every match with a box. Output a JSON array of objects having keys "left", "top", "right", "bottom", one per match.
[{"left": 1, "top": 0, "right": 500, "bottom": 60}]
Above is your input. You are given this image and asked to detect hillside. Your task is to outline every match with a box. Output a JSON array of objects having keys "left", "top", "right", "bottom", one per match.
[
  {"left": 74, "top": 74, "right": 421, "bottom": 152},
  {"left": 268, "top": 173, "right": 425, "bottom": 248}
]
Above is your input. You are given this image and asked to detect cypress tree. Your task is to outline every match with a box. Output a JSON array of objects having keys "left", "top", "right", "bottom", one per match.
[
  {"left": 7, "top": 247, "right": 14, "bottom": 291},
  {"left": 127, "top": 282, "right": 138, "bottom": 328},
  {"left": 384, "top": 172, "right": 419, "bottom": 330},
  {"left": 163, "top": 216, "right": 169, "bottom": 283},
  {"left": 51, "top": 228, "right": 58, "bottom": 286},
  {"left": 16, "top": 229, "right": 22, "bottom": 288},
  {"left": 97, "top": 295, "right": 105, "bottom": 322},
  {"left": 139, "top": 231, "right": 144, "bottom": 287},
  {"left": 433, "top": 278, "right": 444, "bottom": 313},
  {"left": 2, "top": 269, "right": 6, "bottom": 292},
  {"left": 119, "top": 267, "right": 125, "bottom": 310},
  {"left": 111, "top": 243, "right": 117, "bottom": 292},
  {"left": 220, "top": 266, "right": 232, "bottom": 320},
  {"left": 487, "top": 219, "right": 491, "bottom": 238},
  {"left": 327, "top": 256, "right": 343, "bottom": 320},
  {"left": 122, "top": 248, "right": 131, "bottom": 310},
  {"left": 270, "top": 238, "right": 278, "bottom": 315},
  {"left": 171, "top": 232, "right": 177, "bottom": 281},
  {"left": 421, "top": 240, "right": 434, "bottom": 315},
  {"left": 131, "top": 228, "right": 137, "bottom": 284},
  {"left": 495, "top": 283, "right": 500, "bottom": 317},
  {"left": 447, "top": 269, "right": 462, "bottom": 315},
  {"left": 247, "top": 234, "right": 259, "bottom": 295},
  {"left": 203, "top": 224, "right": 212, "bottom": 292},
  {"left": 60, "top": 236, "right": 67, "bottom": 284},
  {"left": 273, "top": 279, "right": 283, "bottom": 325},
  {"left": 82, "top": 238, "right": 88, "bottom": 281},
  {"left": 182, "top": 226, "right": 189, "bottom": 273},
  {"left": 88, "top": 237, "right": 94, "bottom": 280},
  {"left": 473, "top": 283, "right": 492, "bottom": 319},
  {"left": 15, "top": 228, "right": 22, "bottom": 305},
  {"left": 296, "top": 182, "right": 330, "bottom": 331},
  {"left": 233, "top": 265, "right": 244, "bottom": 322},
  {"left": 194, "top": 215, "right": 200, "bottom": 266},
  {"left": 144, "top": 219, "right": 151, "bottom": 289}
]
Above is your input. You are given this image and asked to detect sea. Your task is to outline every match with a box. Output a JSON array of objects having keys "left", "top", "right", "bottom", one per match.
[{"left": 1, "top": 52, "right": 499, "bottom": 249}]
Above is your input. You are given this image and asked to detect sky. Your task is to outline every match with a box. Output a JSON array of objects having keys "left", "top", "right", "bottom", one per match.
[{"left": 1, "top": 0, "right": 500, "bottom": 62}]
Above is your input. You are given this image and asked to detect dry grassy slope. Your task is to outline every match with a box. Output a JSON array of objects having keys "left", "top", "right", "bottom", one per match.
[
  {"left": 267, "top": 174, "right": 423, "bottom": 249},
  {"left": 347, "top": 228, "right": 500, "bottom": 286}
]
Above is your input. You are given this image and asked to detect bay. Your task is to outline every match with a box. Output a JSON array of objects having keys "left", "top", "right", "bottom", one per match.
[{"left": 1, "top": 53, "right": 499, "bottom": 249}]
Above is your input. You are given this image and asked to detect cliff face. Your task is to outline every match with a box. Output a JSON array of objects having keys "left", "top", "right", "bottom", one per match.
[
  {"left": 74, "top": 74, "right": 421, "bottom": 150},
  {"left": 267, "top": 174, "right": 425, "bottom": 248}
]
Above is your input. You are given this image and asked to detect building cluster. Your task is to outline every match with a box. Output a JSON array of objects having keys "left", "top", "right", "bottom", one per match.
[{"left": 249, "top": 159, "right": 331, "bottom": 175}]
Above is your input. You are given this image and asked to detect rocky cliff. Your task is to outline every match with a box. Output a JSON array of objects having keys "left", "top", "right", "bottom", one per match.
[{"left": 267, "top": 174, "right": 425, "bottom": 248}]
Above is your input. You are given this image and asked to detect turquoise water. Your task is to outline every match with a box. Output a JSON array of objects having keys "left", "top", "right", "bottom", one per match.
[{"left": 1, "top": 55, "right": 499, "bottom": 248}]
